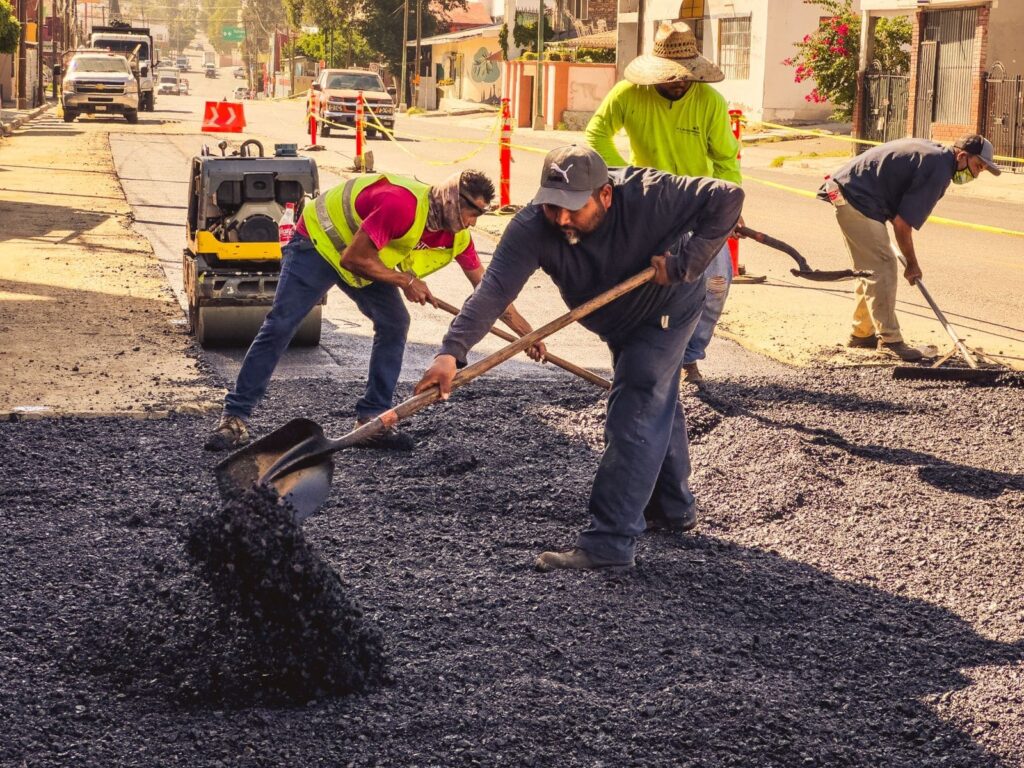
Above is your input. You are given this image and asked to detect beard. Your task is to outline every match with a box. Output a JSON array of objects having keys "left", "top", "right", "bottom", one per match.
[
  {"left": 561, "top": 229, "right": 581, "bottom": 245},
  {"left": 549, "top": 198, "right": 607, "bottom": 245}
]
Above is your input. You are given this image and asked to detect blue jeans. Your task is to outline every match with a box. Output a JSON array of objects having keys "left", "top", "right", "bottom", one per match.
[
  {"left": 683, "top": 242, "right": 733, "bottom": 365},
  {"left": 577, "top": 289, "right": 703, "bottom": 562},
  {"left": 224, "top": 237, "right": 410, "bottom": 422}
]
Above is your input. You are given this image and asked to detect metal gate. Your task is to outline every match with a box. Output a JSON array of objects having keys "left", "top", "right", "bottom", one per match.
[
  {"left": 861, "top": 73, "right": 909, "bottom": 148},
  {"left": 984, "top": 69, "right": 1023, "bottom": 172},
  {"left": 914, "top": 41, "right": 937, "bottom": 138}
]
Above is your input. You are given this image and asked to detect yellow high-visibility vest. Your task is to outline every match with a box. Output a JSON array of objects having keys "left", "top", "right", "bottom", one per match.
[{"left": 302, "top": 173, "right": 471, "bottom": 288}]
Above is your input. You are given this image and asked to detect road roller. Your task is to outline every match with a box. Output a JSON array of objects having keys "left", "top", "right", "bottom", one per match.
[{"left": 184, "top": 139, "right": 322, "bottom": 347}]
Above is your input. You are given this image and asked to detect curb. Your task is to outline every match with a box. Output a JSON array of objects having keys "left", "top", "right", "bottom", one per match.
[{"left": 0, "top": 102, "right": 56, "bottom": 137}]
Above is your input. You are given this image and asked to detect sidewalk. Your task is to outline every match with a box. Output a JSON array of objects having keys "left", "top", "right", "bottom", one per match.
[
  {"left": 0, "top": 111, "right": 219, "bottom": 418},
  {"left": 0, "top": 97, "right": 57, "bottom": 137}
]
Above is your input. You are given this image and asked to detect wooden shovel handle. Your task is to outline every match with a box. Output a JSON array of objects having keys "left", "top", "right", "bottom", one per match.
[
  {"left": 337, "top": 267, "right": 655, "bottom": 449},
  {"left": 433, "top": 297, "right": 611, "bottom": 390}
]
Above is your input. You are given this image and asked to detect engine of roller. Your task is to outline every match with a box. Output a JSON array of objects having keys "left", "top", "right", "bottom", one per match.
[{"left": 210, "top": 173, "right": 288, "bottom": 243}]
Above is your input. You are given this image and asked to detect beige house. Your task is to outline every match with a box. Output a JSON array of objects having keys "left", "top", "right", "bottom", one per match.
[
  {"left": 617, "top": 0, "right": 849, "bottom": 122},
  {"left": 419, "top": 24, "right": 505, "bottom": 104}
]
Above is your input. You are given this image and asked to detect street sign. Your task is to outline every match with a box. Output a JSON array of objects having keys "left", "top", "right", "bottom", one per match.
[
  {"left": 201, "top": 101, "right": 246, "bottom": 132},
  {"left": 221, "top": 25, "right": 245, "bottom": 42}
]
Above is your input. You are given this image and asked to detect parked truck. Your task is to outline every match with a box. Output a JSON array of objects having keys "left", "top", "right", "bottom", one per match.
[{"left": 89, "top": 21, "right": 155, "bottom": 112}]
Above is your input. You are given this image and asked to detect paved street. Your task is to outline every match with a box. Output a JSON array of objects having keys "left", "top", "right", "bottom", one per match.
[{"left": 3, "top": 58, "right": 1024, "bottom": 768}]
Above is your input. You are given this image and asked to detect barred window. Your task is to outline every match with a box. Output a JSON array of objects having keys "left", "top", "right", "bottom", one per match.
[
  {"left": 572, "top": 0, "right": 589, "bottom": 22},
  {"left": 719, "top": 16, "right": 750, "bottom": 80}
]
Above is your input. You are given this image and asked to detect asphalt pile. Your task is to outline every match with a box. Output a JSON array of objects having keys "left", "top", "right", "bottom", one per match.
[{"left": 1, "top": 371, "right": 1022, "bottom": 766}]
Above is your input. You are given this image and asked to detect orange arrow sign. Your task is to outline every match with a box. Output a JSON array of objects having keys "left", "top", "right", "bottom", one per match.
[{"left": 201, "top": 100, "right": 247, "bottom": 133}]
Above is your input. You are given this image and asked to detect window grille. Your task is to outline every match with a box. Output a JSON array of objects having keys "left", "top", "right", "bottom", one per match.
[{"left": 719, "top": 16, "right": 750, "bottom": 80}]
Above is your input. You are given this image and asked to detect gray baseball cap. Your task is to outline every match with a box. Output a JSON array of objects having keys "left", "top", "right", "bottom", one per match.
[
  {"left": 954, "top": 134, "right": 1002, "bottom": 176},
  {"left": 532, "top": 145, "right": 610, "bottom": 211}
]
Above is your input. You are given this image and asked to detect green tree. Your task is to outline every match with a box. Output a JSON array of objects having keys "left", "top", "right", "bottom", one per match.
[
  {"left": 513, "top": 15, "right": 553, "bottom": 53},
  {"left": 783, "top": 0, "right": 910, "bottom": 121},
  {"left": 360, "top": 0, "right": 466, "bottom": 78},
  {"left": 0, "top": 0, "right": 21, "bottom": 54},
  {"left": 203, "top": 0, "right": 240, "bottom": 56}
]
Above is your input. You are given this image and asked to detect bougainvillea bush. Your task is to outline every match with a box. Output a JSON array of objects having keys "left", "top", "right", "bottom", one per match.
[{"left": 784, "top": 0, "right": 910, "bottom": 121}]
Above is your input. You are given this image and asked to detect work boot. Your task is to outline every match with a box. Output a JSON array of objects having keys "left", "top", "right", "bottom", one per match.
[
  {"left": 878, "top": 340, "right": 924, "bottom": 362},
  {"left": 643, "top": 495, "right": 698, "bottom": 533},
  {"left": 847, "top": 333, "right": 879, "bottom": 349},
  {"left": 353, "top": 418, "right": 415, "bottom": 451},
  {"left": 535, "top": 547, "right": 635, "bottom": 572},
  {"left": 682, "top": 362, "right": 704, "bottom": 385},
  {"left": 204, "top": 414, "right": 251, "bottom": 452}
]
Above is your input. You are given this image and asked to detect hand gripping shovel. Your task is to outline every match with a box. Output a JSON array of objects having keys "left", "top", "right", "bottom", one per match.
[
  {"left": 736, "top": 226, "right": 872, "bottom": 282},
  {"left": 215, "top": 267, "right": 655, "bottom": 522},
  {"left": 433, "top": 296, "right": 611, "bottom": 391}
]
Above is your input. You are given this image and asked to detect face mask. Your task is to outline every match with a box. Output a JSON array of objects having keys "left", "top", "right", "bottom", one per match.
[{"left": 952, "top": 168, "right": 975, "bottom": 185}]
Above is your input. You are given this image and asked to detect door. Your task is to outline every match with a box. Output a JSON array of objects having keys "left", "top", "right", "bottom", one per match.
[{"left": 914, "top": 41, "right": 936, "bottom": 138}]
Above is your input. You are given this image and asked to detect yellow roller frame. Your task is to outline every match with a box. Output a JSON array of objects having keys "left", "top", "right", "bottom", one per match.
[{"left": 191, "top": 231, "right": 283, "bottom": 262}]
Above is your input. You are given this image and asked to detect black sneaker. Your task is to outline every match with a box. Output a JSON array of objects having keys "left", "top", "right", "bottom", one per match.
[
  {"left": 204, "top": 414, "right": 251, "bottom": 452},
  {"left": 847, "top": 333, "right": 878, "bottom": 349},
  {"left": 353, "top": 419, "right": 415, "bottom": 451},
  {"left": 878, "top": 340, "right": 924, "bottom": 362}
]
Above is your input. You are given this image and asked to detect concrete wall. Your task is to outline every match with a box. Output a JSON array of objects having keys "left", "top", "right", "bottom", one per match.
[
  {"left": 503, "top": 59, "right": 615, "bottom": 128},
  {"left": 432, "top": 33, "right": 504, "bottom": 103},
  {"left": 988, "top": 1, "right": 1023, "bottom": 76}
]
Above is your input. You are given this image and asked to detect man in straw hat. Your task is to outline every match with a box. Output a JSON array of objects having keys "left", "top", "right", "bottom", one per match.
[
  {"left": 586, "top": 19, "right": 743, "bottom": 387},
  {"left": 415, "top": 146, "right": 743, "bottom": 571}
]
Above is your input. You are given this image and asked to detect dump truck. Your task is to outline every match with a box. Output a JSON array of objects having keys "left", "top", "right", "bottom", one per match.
[{"left": 89, "top": 21, "right": 155, "bottom": 111}]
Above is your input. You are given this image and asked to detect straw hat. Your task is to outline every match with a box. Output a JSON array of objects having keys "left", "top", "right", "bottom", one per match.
[{"left": 624, "top": 21, "right": 724, "bottom": 85}]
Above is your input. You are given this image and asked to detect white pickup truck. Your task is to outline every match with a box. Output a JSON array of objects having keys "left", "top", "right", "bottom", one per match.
[
  {"left": 61, "top": 51, "right": 140, "bottom": 123},
  {"left": 157, "top": 68, "right": 181, "bottom": 95}
]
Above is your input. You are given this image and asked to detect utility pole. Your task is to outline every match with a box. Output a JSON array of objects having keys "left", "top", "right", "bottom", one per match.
[
  {"left": 37, "top": 0, "right": 45, "bottom": 105},
  {"left": 413, "top": 0, "right": 420, "bottom": 106},
  {"left": 398, "top": 0, "right": 408, "bottom": 110},
  {"left": 532, "top": 1, "right": 544, "bottom": 129},
  {"left": 17, "top": 0, "right": 28, "bottom": 108}
]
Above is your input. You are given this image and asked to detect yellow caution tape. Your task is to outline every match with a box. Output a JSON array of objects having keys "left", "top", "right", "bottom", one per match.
[
  {"left": 744, "top": 174, "right": 1024, "bottom": 238},
  {"left": 755, "top": 120, "right": 1024, "bottom": 164}
]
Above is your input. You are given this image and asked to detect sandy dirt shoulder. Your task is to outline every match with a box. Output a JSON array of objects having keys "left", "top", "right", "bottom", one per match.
[{"left": 0, "top": 118, "right": 221, "bottom": 418}]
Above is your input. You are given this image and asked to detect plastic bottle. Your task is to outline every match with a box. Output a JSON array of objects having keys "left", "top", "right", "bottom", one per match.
[
  {"left": 823, "top": 175, "right": 847, "bottom": 207},
  {"left": 278, "top": 202, "right": 296, "bottom": 245}
]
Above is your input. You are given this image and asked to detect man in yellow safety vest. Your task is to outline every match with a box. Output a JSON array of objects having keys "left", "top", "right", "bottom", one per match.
[{"left": 205, "top": 169, "right": 541, "bottom": 452}]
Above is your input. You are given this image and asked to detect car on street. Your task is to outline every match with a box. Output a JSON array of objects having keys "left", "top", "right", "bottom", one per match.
[
  {"left": 180, "top": 78, "right": 190, "bottom": 95},
  {"left": 233, "top": 86, "right": 248, "bottom": 100},
  {"left": 205, "top": 64, "right": 216, "bottom": 79},
  {"left": 61, "top": 51, "right": 140, "bottom": 123},
  {"left": 157, "top": 67, "right": 181, "bottom": 95},
  {"left": 308, "top": 68, "right": 396, "bottom": 138},
  {"left": 233, "top": 67, "right": 245, "bottom": 79}
]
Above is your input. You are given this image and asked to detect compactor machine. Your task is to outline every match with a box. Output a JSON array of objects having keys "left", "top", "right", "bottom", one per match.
[{"left": 184, "top": 140, "right": 322, "bottom": 347}]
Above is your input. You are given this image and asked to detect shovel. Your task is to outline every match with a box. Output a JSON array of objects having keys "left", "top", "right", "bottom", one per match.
[
  {"left": 433, "top": 296, "right": 611, "bottom": 391},
  {"left": 736, "top": 226, "right": 873, "bottom": 282},
  {"left": 215, "top": 267, "right": 655, "bottom": 522}
]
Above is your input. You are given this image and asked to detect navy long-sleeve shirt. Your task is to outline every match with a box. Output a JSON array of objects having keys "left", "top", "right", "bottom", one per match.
[{"left": 439, "top": 166, "right": 744, "bottom": 364}]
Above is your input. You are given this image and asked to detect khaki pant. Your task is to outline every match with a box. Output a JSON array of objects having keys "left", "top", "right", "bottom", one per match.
[{"left": 834, "top": 203, "right": 902, "bottom": 343}]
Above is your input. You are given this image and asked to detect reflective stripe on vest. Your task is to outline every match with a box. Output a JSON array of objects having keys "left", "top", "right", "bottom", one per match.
[{"left": 302, "top": 173, "right": 472, "bottom": 288}]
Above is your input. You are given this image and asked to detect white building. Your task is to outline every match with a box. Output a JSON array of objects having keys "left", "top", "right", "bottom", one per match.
[{"left": 617, "top": 0, "right": 857, "bottom": 122}]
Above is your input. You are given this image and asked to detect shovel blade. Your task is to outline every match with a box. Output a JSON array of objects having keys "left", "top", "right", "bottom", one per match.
[
  {"left": 791, "top": 268, "right": 872, "bottom": 282},
  {"left": 215, "top": 417, "right": 326, "bottom": 499}
]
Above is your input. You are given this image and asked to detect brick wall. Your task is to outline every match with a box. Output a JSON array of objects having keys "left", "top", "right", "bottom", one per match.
[
  {"left": 906, "top": 4, "right": 989, "bottom": 141},
  {"left": 905, "top": 10, "right": 921, "bottom": 137}
]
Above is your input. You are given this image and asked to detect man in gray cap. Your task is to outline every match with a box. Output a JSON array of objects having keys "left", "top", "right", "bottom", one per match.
[
  {"left": 822, "top": 134, "right": 1001, "bottom": 362},
  {"left": 415, "top": 146, "right": 743, "bottom": 571}
]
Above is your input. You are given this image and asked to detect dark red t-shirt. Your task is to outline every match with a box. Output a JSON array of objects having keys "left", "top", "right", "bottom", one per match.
[{"left": 296, "top": 178, "right": 480, "bottom": 270}]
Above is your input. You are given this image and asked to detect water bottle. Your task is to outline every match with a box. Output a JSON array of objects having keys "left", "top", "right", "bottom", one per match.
[
  {"left": 278, "top": 202, "right": 296, "bottom": 245},
  {"left": 823, "top": 175, "right": 847, "bottom": 207}
]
